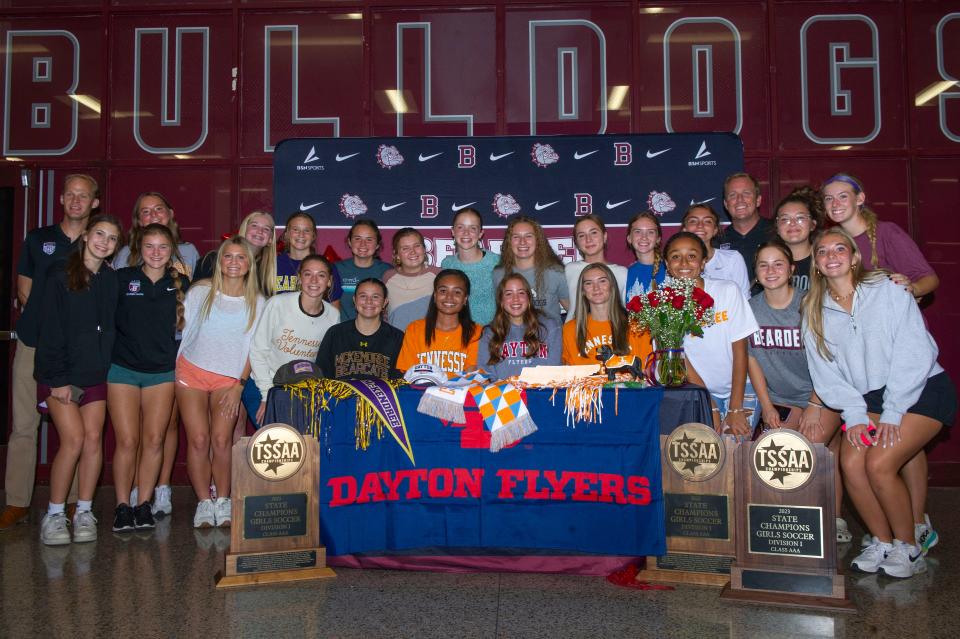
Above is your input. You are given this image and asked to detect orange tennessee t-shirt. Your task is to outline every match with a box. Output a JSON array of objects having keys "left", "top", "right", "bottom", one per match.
[
  {"left": 396, "top": 318, "right": 482, "bottom": 374},
  {"left": 561, "top": 316, "right": 652, "bottom": 365}
]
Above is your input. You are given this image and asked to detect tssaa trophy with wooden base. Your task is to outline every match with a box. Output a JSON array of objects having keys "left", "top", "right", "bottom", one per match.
[
  {"left": 215, "top": 423, "right": 336, "bottom": 588},
  {"left": 637, "top": 422, "right": 737, "bottom": 586},
  {"left": 720, "top": 429, "right": 854, "bottom": 612}
]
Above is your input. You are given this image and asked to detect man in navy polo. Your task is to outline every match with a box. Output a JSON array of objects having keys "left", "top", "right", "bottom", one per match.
[
  {"left": 0, "top": 174, "right": 98, "bottom": 530},
  {"left": 717, "top": 172, "right": 773, "bottom": 282}
]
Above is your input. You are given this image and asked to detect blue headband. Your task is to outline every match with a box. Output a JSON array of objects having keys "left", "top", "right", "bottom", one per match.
[{"left": 823, "top": 174, "right": 862, "bottom": 194}]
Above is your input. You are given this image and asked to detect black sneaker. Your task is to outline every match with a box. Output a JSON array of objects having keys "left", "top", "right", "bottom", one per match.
[
  {"left": 112, "top": 503, "right": 135, "bottom": 532},
  {"left": 133, "top": 502, "right": 156, "bottom": 530}
]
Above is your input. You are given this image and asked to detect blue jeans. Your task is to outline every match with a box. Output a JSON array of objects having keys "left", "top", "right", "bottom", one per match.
[{"left": 712, "top": 380, "right": 760, "bottom": 440}]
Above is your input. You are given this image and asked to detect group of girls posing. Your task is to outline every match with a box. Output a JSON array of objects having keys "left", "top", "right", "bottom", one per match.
[
  {"left": 36, "top": 173, "right": 954, "bottom": 581},
  {"left": 37, "top": 200, "right": 352, "bottom": 542}
]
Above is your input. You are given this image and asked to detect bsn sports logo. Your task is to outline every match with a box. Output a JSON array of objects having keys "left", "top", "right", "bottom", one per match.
[
  {"left": 297, "top": 145, "right": 324, "bottom": 171},
  {"left": 248, "top": 424, "right": 306, "bottom": 481},
  {"left": 127, "top": 280, "right": 141, "bottom": 294},
  {"left": 688, "top": 140, "right": 718, "bottom": 167},
  {"left": 752, "top": 429, "right": 815, "bottom": 490},
  {"left": 376, "top": 144, "right": 404, "bottom": 169},
  {"left": 339, "top": 194, "right": 368, "bottom": 219},
  {"left": 492, "top": 193, "right": 521, "bottom": 218},
  {"left": 647, "top": 191, "right": 677, "bottom": 215},
  {"left": 531, "top": 143, "right": 559, "bottom": 167},
  {"left": 42, "top": 242, "right": 56, "bottom": 255}
]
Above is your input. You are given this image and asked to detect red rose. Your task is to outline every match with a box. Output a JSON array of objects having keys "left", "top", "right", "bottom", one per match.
[
  {"left": 649, "top": 294, "right": 660, "bottom": 308},
  {"left": 671, "top": 295, "right": 684, "bottom": 310},
  {"left": 692, "top": 287, "right": 705, "bottom": 302},
  {"left": 626, "top": 296, "right": 643, "bottom": 312},
  {"left": 695, "top": 307, "right": 704, "bottom": 320},
  {"left": 700, "top": 292, "right": 714, "bottom": 309}
]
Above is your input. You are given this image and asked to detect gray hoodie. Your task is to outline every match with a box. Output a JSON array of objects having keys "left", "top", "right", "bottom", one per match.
[{"left": 803, "top": 277, "right": 942, "bottom": 428}]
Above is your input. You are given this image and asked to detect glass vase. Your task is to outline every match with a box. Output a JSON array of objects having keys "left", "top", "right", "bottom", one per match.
[{"left": 651, "top": 347, "right": 687, "bottom": 387}]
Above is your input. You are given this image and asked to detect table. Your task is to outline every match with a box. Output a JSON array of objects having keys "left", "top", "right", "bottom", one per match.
[{"left": 265, "top": 384, "right": 712, "bottom": 574}]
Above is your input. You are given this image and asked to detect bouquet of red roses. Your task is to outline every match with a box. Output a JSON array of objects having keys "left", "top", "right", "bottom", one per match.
[{"left": 626, "top": 277, "right": 715, "bottom": 385}]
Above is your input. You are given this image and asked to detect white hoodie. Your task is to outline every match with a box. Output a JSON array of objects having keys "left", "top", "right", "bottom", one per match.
[{"left": 803, "top": 277, "right": 942, "bottom": 428}]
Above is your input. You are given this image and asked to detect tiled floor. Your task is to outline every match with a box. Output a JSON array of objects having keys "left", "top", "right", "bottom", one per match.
[{"left": 1, "top": 486, "right": 957, "bottom": 638}]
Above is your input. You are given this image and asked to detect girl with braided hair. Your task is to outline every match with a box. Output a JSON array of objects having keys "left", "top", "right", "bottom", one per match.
[
  {"left": 822, "top": 174, "right": 938, "bottom": 299},
  {"left": 821, "top": 174, "right": 941, "bottom": 553},
  {"left": 107, "top": 223, "right": 189, "bottom": 533},
  {"left": 625, "top": 211, "right": 666, "bottom": 301}
]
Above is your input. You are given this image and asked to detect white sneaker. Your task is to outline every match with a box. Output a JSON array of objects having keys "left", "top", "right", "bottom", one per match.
[
  {"left": 40, "top": 513, "right": 71, "bottom": 546},
  {"left": 851, "top": 537, "right": 893, "bottom": 573},
  {"left": 915, "top": 513, "right": 939, "bottom": 556},
  {"left": 193, "top": 499, "right": 216, "bottom": 528},
  {"left": 878, "top": 539, "right": 926, "bottom": 578},
  {"left": 214, "top": 497, "right": 232, "bottom": 528},
  {"left": 153, "top": 485, "right": 173, "bottom": 517},
  {"left": 72, "top": 510, "right": 98, "bottom": 543},
  {"left": 836, "top": 517, "right": 853, "bottom": 543},
  {"left": 129, "top": 487, "right": 138, "bottom": 507}
]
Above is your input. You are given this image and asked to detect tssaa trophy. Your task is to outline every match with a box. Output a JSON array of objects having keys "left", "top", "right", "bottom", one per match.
[
  {"left": 720, "top": 429, "right": 854, "bottom": 612},
  {"left": 637, "top": 422, "right": 737, "bottom": 586},
  {"left": 215, "top": 423, "right": 335, "bottom": 588}
]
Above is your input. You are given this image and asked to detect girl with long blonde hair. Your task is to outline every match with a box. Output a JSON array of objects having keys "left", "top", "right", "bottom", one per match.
[
  {"left": 802, "top": 227, "right": 955, "bottom": 578},
  {"left": 822, "top": 173, "right": 941, "bottom": 551},
  {"left": 176, "top": 236, "right": 265, "bottom": 529}
]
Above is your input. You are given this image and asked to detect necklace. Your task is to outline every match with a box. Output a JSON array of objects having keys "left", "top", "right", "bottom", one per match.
[{"left": 829, "top": 288, "right": 854, "bottom": 304}]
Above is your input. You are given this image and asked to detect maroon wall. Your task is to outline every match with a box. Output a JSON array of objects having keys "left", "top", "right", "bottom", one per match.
[{"left": 2, "top": 0, "right": 959, "bottom": 482}]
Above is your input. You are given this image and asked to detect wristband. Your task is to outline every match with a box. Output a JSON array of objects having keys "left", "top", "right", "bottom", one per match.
[
  {"left": 807, "top": 401, "right": 824, "bottom": 409},
  {"left": 727, "top": 408, "right": 745, "bottom": 414}
]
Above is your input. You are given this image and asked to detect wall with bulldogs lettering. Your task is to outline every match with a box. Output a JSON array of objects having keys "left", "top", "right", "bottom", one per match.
[{"left": 1, "top": 0, "right": 959, "bottom": 480}]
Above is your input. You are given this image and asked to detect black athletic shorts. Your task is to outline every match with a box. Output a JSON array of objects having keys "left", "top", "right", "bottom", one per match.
[{"left": 862, "top": 371, "right": 956, "bottom": 426}]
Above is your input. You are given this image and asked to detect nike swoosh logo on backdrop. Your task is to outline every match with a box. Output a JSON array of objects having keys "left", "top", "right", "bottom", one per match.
[
  {"left": 534, "top": 201, "right": 559, "bottom": 211},
  {"left": 573, "top": 150, "right": 598, "bottom": 159},
  {"left": 335, "top": 153, "right": 359, "bottom": 162},
  {"left": 452, "top": 202, "right": 477, "bottom": 211},
  {"left": 418, "top": 152, "right": 442, "bottom": 162},
  {"left": 299, "top": 201, "right": 323, "bottom": 211},
  {"left": 381, "top": 202, "right": 405, "bottom": 211},
  {"left": 489, "top": 152, "right": 514, "bottom": 161},
  {"left": 645, "top": 148, "right": 670, "bottom": 158},
  {"left": 689, "top": 197, "right": 716, "bottom": 205},
  {"left": 605, "top": 199, "right": 631, "bottom": 209}
]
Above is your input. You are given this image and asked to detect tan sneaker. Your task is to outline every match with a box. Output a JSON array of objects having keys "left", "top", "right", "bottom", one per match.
[{"left": 0, "top": 506, "right": 30, "bottom": 530}]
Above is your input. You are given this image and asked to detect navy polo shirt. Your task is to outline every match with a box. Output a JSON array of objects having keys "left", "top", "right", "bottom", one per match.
[{"left": 16, "top": 224, "right": 79, "bottom": 347}]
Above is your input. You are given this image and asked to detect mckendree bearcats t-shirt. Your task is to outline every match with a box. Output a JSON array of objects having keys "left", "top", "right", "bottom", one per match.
[
  {"left": 492, "top": 265, "right": 568, "bottom": 324},
  {"left": 315, "top": 320, "right": 403, "bottom": 380},
  {"left": 682, "top": 278, "right": 759, "bottom": 399},
  {"left": 333, "top": 259, "right": 391, "bottom": 320},
  {"left": 748, "top": 289, "right": 813, "bottom": 407}
]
